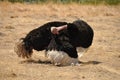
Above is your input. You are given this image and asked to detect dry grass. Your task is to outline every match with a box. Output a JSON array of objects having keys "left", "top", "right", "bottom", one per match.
[{"left": 0, "top": 2, "right": 120, "bottom": 80}]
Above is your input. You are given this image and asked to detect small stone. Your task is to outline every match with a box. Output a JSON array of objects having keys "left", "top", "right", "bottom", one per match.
[
  {"left": 82, "top": 76, "right": 85, "bottom": 79},
  {"left": 11, "top": 73, "right": 17, "bottom": 77},
  {"left": 118, "top": 55, "right": 120, "bottom": 58}
]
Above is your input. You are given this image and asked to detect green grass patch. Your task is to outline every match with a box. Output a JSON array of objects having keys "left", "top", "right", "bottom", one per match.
[{"left": 1, "top": 0, "right": 120, "bottom": 5}]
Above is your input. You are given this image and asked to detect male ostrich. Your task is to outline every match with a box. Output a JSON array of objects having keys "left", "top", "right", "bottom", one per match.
[{"left": 14, "top": 20, "right": 94, "bottom": 66}]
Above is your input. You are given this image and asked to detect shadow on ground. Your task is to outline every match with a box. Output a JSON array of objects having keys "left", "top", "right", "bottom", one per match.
[
  {"left": 20, "top": 59, "right": 102, "bottom": 66},
  {"left": 79, "top": 61, "right": 102, "bottom": 65}
]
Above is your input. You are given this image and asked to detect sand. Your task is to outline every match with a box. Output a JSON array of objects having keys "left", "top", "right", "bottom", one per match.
[{"left": 0, "top": 2, "right": 120, "bottom": 80}]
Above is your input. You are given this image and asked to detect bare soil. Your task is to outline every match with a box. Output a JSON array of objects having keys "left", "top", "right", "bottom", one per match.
[{"left": 0, "top": 2, "right": 120, "bottom": 80}]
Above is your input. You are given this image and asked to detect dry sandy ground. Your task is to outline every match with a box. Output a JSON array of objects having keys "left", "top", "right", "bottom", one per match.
[{"left": 0, "top": 2, "right": 120, "bottom": 80}]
